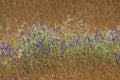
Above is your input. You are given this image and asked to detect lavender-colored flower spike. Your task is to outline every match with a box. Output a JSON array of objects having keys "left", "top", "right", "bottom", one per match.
[
  {"left": 61, "top": 40, "right": 66, "bottom": 49},
  {"left": 111, "top": 25, "right": 118, "bottom": 34},
  {"left": 109, "top": 29, "right": 113, "bottom": 35},
  {"left": 94, "top": 28, "right": 98, "bottom": 40},
  {"left": 6, "top": 45, "right": 12, "bottom": 51},
  {"left": 1, "top": 43, "right": 6, "bottom": 50},
  {"left": 36, "top": 41, "right": 41, "bottom": 47},
  {"left": 69, "top": 35, "right": 74, "bottom": 44},
  {"left": 76, "top": 34, "right": 80, "bottom": 44},
  {"left": 1, "top": 43, "right": 12, "bottom": 51},
  {"left": 113, "top": 25, "right": 118, "bottom": 34},
  {"left": 38, "top": 23, "right": 42, "bottom": 27},
  {"left": 46, "top": 24, "right": 51, "bottom": 31},
  {"left": 112, "top": 36, "right": 115, "bottom": 42},
  {"left": 85, "top": 35, "right": 90, "bottom": 41},
  {"left": 18, "top": 32, "right": 24, "bottom": 40}
]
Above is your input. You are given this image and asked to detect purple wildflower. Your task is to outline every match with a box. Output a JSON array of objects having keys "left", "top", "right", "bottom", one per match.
[
  {"left": 85, "top": 35, "right": 90, "bottom": 41},
  {"left": 76, "top": 34, "right": 80, "bottom": 44},
  {"left": 112, "top": 36, "right": 115, "bottom": 42},
  {"left": 109, "top": 29, "right": 113, "bottom": 35},
  {"left": 69, "top": 36, "right": 74, "bottom": 44},
  {"left": 113, "top": 26, "right": 118, "bottom": 34},
  {"left": 18, "top": 32, "right": 24, "bottom": 40},
  {"left": 6, "top": 45, "right": 12, "bottom": 51},
  {"left": 38, "top": 23, "right": 42, "bottom": 27},
  {"left": 114, "top": 29, "right": 118, "bottom": 35},
  {"left": 46, "top": 24, "right": 51, "bottom": 31},
  {"left": 36, "top": 41, "right": 41, "bottom": 47},
  {"left": 61, "top": 40, "right": 66, "bottom": 49},
  {"left": 1, "top": 43, "right": 12, "bottom": 51},
  {"left": 1, "top": 43, "right": 6, "bottom": 50},
  {"left": 94, "top": 28, "right": 98, "bottom": 40}
]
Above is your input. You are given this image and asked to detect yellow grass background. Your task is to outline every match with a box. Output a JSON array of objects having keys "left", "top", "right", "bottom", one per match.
[
  {"left": 0, "top": 0, "right": 120, "bottom": 79},
  {"left": 0, "top": 0, "right": 120, "bottom": 39}
]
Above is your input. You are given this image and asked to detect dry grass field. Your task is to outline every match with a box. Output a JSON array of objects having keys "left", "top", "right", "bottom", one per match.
[
  {"left": 0, "top": 0, "right": 120, "bottom": 80},
  {"left": 1, "top": 56, "right": 120, "bottom": 80},
  {"left": 0, "top": 0, "right": 120, "bottom": 39}
]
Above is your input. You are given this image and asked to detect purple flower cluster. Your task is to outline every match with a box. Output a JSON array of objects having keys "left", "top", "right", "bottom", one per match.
[
  {"left": 1, "top": 43, "right": 12, "bottom": 51},
  {"left": 0, "top": 23, "right": 120, "bottom": 64}
]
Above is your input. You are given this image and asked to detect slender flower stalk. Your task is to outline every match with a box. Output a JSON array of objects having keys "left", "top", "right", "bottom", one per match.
[
  {"left": 18, "top": 32, "right": 24, "bottom": 40},
  {"left": 76, "top": 34, "right": 80, "bottom": 44},
  {"left": 33, "top": 24, "right": 38, "bottom": 31},
  {"left": 94, "top": 28, "right": 98, "bottom": 40}
]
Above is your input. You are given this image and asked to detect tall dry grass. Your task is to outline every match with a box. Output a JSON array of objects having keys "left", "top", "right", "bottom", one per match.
[
  {"left": 0, "top": 54, "right": 120, "bottom": 80},
  {"left": 0, "top": 0, "right": 120, "bottom": 40}
]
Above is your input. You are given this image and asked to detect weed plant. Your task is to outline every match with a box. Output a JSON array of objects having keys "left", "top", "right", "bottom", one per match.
[{"left": 0, "top": 19, "right": 120, "bottom": 79}]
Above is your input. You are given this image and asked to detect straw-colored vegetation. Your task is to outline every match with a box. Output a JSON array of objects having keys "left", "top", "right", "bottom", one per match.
[{"left": 0, "top": 0, "right": 120, "bottom": 80}]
